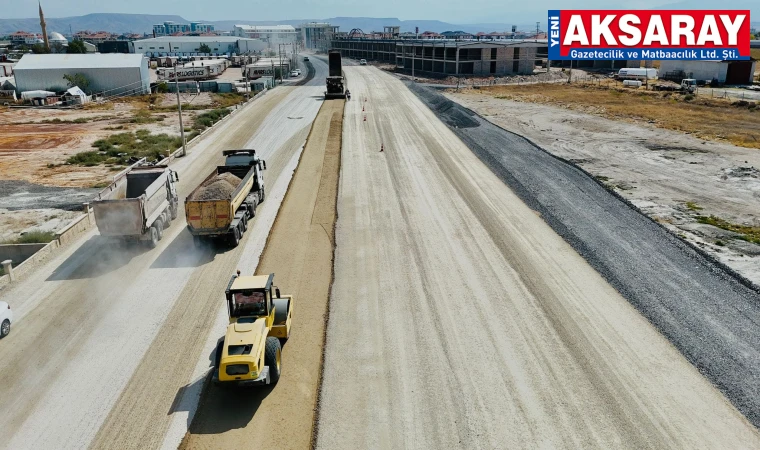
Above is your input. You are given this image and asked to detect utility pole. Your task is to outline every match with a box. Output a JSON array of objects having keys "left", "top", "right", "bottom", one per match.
[{"left": 174, "top": 62, "right": 186, "bottom": 157}]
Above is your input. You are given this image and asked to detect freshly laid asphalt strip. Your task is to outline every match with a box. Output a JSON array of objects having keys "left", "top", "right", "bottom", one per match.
[{"left": 406, "top": 81, "right": 760, "bottom": 428}]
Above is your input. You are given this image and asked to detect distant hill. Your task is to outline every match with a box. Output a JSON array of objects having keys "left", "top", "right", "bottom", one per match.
[
  {"left": 0, "top": 13, "right": 187, "bottom": 35},
  {"left": 0, "top": 13, "right": 527, "bottom": 36}
]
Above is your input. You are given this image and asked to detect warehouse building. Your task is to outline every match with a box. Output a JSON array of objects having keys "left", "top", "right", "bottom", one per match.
[
  {"left": 233, "top": 25, "right": 297, "bottom": 46},
  {"left": 659, "top": 60, "right": 757, "bottom": 85},
  {"left": 13, "top": 53, "right": 150, "bottom": 96},
  {"left": 331, "top": 38, "right": 546, "bottom": 76},
  {"left": 130, "top": 36, "right": 266, "bottom": 56}
]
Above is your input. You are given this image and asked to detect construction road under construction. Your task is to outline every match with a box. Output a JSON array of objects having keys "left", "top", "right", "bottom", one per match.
[{"left": 0, "top": 57, "right": 759, "bottom": 450}]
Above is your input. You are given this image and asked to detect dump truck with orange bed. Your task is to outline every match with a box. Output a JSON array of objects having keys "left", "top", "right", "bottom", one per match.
[{"left": 185, "top": 150, "right": 266, "bottom": 247}]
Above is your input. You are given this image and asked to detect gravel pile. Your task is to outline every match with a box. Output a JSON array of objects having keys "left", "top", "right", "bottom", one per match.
[{"left": 191, "top": 172, "right": 242, "bottom": 200}]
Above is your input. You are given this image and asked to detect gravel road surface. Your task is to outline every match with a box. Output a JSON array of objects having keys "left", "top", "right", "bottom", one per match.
[
  {"left": 0, "top": 56, "right": 331, "bottom": 450},
  {"left": 182, "top": 97, "right": 344, "bottom": 450},
  {"left": 315, "top": 66, "right": 760, "bottom": 448},
  {"left": 409, "top": 81, "right": 760, "bottom": 430}
]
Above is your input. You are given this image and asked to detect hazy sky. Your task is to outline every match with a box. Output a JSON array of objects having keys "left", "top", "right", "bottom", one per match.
[{"left": 9, "top": 0, "right": 758, "bottom": 24}]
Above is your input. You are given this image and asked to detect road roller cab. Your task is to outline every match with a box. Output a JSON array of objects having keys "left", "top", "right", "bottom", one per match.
[{"left": 213, "top": 272, "right": 293, "bottom": 386}]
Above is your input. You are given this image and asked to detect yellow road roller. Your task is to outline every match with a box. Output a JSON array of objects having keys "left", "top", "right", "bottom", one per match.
[{"left": 213, "top": 272, "right": 293, "bottom": 386}]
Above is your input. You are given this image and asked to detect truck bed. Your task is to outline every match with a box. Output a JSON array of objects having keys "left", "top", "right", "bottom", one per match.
[
  {"left": 93, "top": 166, "right": 170, "bottom": 237},
  {"left": 185, "top": 165, "right": 256, "bottom": 234}
]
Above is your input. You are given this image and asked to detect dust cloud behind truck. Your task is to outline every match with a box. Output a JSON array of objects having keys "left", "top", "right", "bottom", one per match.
[{"left": 92, "top": 165, "right": 179, "bottom": 248}]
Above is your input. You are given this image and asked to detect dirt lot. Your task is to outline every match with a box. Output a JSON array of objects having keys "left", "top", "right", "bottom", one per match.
[
  {"left": 0, "top": 92, "right": 246, "bottom": 236},
  {"left": 447, "top": 88, "right": 760, "bottom": 284},
  {"left": 472, "top": 83, "right": 760, "bottom": 148}
]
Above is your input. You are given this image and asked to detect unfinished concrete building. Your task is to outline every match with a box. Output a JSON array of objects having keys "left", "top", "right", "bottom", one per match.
[{"left": 330, "top": 38, "right": 547, "bottom": 76}]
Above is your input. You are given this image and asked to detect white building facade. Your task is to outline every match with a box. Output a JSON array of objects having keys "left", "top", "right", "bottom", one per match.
[
  {"left": 233, "top": 25, "right": 297, "bottom": 47},
  {"left": 13, "top": 54, "right": 150, "bottom": 96},
  {"left": 130, "top": 36, "right": 266, "bottom": 56}
]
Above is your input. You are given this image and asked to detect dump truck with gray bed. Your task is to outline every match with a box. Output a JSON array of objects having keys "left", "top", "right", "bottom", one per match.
[
  {"left": 325, "top": 50, "right": 346, "bottom": 99},
  {"left": 93, "top": 165, "right": 180, "bottom": 248},
  {"left": 185, "top": 150, "right": 266, "bottom": 248}
]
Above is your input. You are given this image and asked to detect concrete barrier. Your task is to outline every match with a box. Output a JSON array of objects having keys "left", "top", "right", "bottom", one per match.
[{"left": 0, "top": 243, "right": 48, "bottom": 265}]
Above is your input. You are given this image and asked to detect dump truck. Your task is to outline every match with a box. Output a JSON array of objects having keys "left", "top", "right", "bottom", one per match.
[
  {"left": 213, "top": 272, "right": 293, "bottom": 386},
  {"left": 92, "top": 165, "right": 179, "bottom": 248},
  {"left": 185, "top": 150, "right": 266, "bottom": 247},
  {"left": 325, "top": 50, "right": 346, "bottom": 99}
]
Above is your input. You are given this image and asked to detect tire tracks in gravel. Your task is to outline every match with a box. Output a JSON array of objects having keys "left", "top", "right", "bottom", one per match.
[{"left": 406, "top": 81, "right": 760, "bottom": 430}]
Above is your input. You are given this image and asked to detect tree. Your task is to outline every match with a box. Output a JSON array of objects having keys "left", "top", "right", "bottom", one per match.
[
  {"left": 31, "top": 43, "right": 49, "bottom": 54},
  {"left": 198, "top": 43, "right": 211, "bottom": 54},
  {"left": 51, "top": 42, "right": 66, "bottom": 54},
  {"left": 67, "top": 40, "right": 87, "bottom": 54},
  {"left": 63, "top": 73, "right": 90, "bottom": 92}
]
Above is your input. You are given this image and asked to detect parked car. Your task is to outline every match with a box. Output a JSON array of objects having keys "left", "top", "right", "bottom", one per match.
[
  {"left": 0, "top": 301, "right": 12, "bottom": 338},
  {"left": 359, "top": 59, "right": 367, "bottom": 65},
  {"left": 290, "top": 70, "right": 299, "bottom": 77},
  {"left": 303, "top": 56, "right": 310, "bottom": 61},
  {"left": 295, "top": 69, "right": 301, "bottom": 75}
]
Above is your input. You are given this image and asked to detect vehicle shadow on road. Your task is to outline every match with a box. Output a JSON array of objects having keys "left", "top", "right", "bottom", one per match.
[
  {"left": 185, "top": 380, "right": 274, "bottom": 434},
  {"left": 46, "top": 236, "right": 141, "bottom": 281},
  {"left": 150, "top": 231, "right": 219, "bottom": 269}
]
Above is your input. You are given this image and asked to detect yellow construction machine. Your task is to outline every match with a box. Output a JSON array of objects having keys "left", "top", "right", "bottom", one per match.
[{"left": 213, "top": 272, "right": 293, "bottom": 386}]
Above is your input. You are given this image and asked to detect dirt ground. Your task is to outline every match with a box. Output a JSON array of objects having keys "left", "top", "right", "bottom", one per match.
[
  {"left": 0, "top": 92, "right": 245, "bottom": 237},
  {"left": 447, "top": 89, "right": 760, "bottom": 284},
  {"left": 181, "top": 98, "right": 344, "bottom": 449},
  {"left": 0, "top": 208, "right": 80, "bottom": 243}
]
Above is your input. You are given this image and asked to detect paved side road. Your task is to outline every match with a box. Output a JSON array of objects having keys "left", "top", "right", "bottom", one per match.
[
  {"left": 316, "top": 66, "right": 759, "bottom": 449},
  {"left": 406, "top": 81, "right": 760, "bottom": 429}
]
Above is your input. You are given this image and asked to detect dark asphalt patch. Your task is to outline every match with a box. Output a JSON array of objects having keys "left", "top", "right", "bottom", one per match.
[
  {"left": 0, "top": 180, "right": 96, "bottom": 211},
  {"left": 407, "top": 80, "right": 760, "bottom": 429}
]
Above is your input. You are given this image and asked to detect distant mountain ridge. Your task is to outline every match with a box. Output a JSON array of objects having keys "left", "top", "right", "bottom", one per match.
[
  {"left": 0, "top": 13, "right": 187, "bottom": 35},
  {"left": 0, "top": 13, "right": 530, "bottom": 36}
]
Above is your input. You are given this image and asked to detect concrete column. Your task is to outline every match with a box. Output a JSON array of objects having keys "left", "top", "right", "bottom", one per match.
[
  {"left": 2, "top": 260, "right": 14, "bottom": 281},
  {"left": 455, "top": 47, "right": 460, "bottom": 75},
  {"left": 83, "top": 202, "right": 92, "bottom": 225}
]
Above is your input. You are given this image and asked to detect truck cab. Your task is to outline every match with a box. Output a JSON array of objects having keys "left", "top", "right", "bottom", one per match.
[{"left": 214, "top": 272, "right": 293, "bottom": 386}]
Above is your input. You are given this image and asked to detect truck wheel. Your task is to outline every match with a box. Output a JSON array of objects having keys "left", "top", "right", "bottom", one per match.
[
  {"left": 1, "top": 319, "right": 10, "bottom": 338},
  {"left": 156, "top": 219, "right": 164, "bottom": 240},
  {"left": 164, "top": 209, "right": 172, "bottom": 226},
  {"left": 259, "top": 186, "right": 265, "bottom": 203},
  {"left": 147, "top": 225, "right": 159, "bottom": 248},
  {"left": 214, "top": 339, "right": 224, "bottom": 369},
  {"left": 229, "top": 228, "right": 240, "bottom": 247},
  {"left": 171, "top": 203, "right": 178, "bottom": 220},
  {"left": 241, "top": 215, "right": 248, "bottom": 232},
  {"left": 265, "top": 336, "right": 281, "bottom": 384}
]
